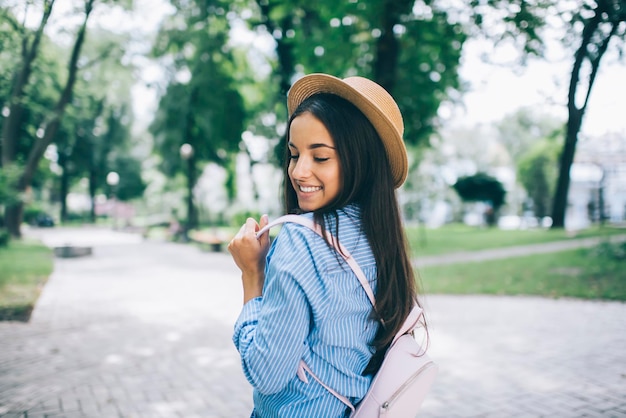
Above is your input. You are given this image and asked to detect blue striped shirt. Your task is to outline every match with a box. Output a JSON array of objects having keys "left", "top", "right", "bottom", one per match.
[{"left": 233, "top": 205, "right": 379, "bottom": 417}]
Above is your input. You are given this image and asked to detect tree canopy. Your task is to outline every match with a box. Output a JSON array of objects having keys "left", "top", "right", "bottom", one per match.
[
  {"left": 249, "top": 0, "right": 467, "bottom": 148},
  {"left": 2, "top": 0, "right": 624, "bottom": 234}
]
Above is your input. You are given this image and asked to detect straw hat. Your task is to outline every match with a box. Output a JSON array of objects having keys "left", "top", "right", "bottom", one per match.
[{"left": 287, "top": 73, "right": 408, "bottom": 188}]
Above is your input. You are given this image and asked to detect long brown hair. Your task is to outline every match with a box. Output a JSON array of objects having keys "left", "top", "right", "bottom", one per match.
[{"left": 283, "top": 93, "right": 422, "bottom": 374}]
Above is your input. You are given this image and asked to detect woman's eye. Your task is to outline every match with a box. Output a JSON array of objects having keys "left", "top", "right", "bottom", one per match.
[
  {"left": 289, "top": 155, "right": 299, "bottom": 160},
  {"left": 314, "top": 157, "right": 330, "bottom": 162}
]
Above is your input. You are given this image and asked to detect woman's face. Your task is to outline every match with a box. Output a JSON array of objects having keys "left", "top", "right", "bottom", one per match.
[{"left": 288, "top": 112, "right": 341, "bottom": 212}]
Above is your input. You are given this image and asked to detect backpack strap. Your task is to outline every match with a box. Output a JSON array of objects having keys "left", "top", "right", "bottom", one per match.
[
  {"left": 297, "top": 361, "right": 356, "bottom": 413},
  {"left": 392, "top": 304, "right": 423, "bottom": 347},
  {"left": 256, "top": 214, "right": 376, "bottom": 306}
]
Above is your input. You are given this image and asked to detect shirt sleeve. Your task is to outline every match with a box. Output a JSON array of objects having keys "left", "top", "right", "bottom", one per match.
[{"left": 232, "top": 223, "right": 318, "bottom": 395}]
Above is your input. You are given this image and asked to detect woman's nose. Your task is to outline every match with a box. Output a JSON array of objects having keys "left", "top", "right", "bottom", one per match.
[{"left": 291, "top": 157, "right": 311, "bottom": 179}]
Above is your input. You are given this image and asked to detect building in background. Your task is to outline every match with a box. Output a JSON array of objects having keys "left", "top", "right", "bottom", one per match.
[{"left": 568, "top": 133, "right": 626, "bottom": 229}]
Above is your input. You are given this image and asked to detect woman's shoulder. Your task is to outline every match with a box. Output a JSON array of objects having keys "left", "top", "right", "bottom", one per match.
[
  {"left": 277, "top": 206, "right": 362, "bottom": 238},
  {"left": 276, "top": 212, "right": 315, "bottom": 237},
  {"left": 268, "top": 207, "right": 373, "bottom": 278},
  {"left": 271, "top": 213, "right": 320, "bottom": 253},
  {"left": 270, "top": 209, "right": 359, "bottom": 258}
]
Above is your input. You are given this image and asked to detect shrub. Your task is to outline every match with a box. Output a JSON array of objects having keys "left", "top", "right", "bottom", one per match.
[
  {"left": 231, "top": 211, "right": 262, "bottom": 228},
  {"left": 0, "top": 229, "right": 9, "bottom": 247},
  {"left": 591, "top": 240, "right": 626, "bottom": 261},
  {"left": 23, "top": 205, "right": 48, "bottom": 225}
]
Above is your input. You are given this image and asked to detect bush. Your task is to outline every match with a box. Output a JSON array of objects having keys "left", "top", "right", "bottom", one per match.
[
  {"left": 453, "top": 173, "right": 507, "bottom": 210},
  {"left": 231, "top": 210, "right": 262, "bottom": 228},
  {"left": 65, "top": 211, "right": 90, "bottom": 222},
  {"left": 22, "top": 205, "right": 48, "bottom": 225},
  {"left": 590, "top": 240, "right": 626, "bottom": 261},
  {"left": 0, "top": 229, "right": 9, "bottom": 247}
]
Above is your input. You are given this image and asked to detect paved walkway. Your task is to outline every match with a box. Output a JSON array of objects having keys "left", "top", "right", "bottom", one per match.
[
  {"left": 0, "top": 226, "right": 625, "bottom": 417},
  {"left": 414, "top": 234, "right": 626, "bottom": 267}
]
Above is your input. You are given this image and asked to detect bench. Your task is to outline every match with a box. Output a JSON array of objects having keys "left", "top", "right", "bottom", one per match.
[
  {"left": 54, "top": 245, "right": 93, "bottom": 258},
  {"left": 188, "top": 231, "right": 227, "bottom": 252}
]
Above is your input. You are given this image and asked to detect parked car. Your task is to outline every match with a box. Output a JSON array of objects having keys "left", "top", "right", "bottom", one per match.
[{"left": 35, "top": 213, "right": 55, "bottom": 227}]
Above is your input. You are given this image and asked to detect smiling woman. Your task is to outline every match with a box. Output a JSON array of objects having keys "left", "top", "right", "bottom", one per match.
[{"left": 227, "top": 74, "right": 429, "bottom": 417}]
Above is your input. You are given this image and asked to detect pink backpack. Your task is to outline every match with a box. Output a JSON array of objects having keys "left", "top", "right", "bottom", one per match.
[{"left": 258, "top": 215, "right": 438, "bottom": 417}]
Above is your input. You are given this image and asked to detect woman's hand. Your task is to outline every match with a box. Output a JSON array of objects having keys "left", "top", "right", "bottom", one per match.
[{"left": 228, "top": 214, "right": 270, "bottom": 304}]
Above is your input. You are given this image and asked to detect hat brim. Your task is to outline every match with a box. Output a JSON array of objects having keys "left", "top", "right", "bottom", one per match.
[{"left": 287, "top": 74, "right": 408, "bottom": 188}]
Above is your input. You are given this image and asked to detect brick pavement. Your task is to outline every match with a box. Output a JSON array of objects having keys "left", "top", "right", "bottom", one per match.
[{"left": 0, "top": 227, "right": 625, "bottom": 417}]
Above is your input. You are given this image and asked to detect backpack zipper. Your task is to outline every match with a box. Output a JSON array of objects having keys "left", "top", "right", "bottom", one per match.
[{"left": 381, "top": 361, "right": 436, "bottom": 411}]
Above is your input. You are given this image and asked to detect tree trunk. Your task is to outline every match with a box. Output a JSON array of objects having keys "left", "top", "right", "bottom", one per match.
[
  {"left": 373, "top": 0, "right": 413, "bottom": 93},
  {"left": 255, "top": 1, "right": 295, "bottom": 97},
  {"left": 4, "top": 205, "right": 22, "bottom": 237},
  {"left": 551, "top": 1, "right": 618, "bottom": 228},
  {"left": 89, "top": 168, "right": 97, "bottom": 223},
  {"left": 59, "top": 151, "right": 70, "bottom": 223},
  {"left": 186, "top": 155, "right": 197, "bottom": 230},
  {"left": 551, "top": 110, "right": 583, "bottom": 228},
  {"left": 87, "top": 100, "right": 105, "bottom": 224}
]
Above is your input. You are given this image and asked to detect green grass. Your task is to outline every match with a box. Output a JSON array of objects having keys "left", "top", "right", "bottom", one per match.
[
  {"left": 418, "top": 244, "right": 626, "bottom": 301},
  {"left": 406, "top": 223, "right": 625, "bottom": 257},
  {"left": 0, "top": 239, "right": 54, "bottom": 321}
]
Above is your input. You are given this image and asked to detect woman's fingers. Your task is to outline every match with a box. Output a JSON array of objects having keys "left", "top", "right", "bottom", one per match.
[
  {"left": 258, "top": 214, "right": 270, "bottom": 247},
  {"left": 228, "top": 217, "right": 269, "bottom": 272}
]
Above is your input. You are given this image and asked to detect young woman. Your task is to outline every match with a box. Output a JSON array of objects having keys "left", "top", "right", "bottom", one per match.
[{"left": 228, "top": 73, "right": 422, "bottom": 417}]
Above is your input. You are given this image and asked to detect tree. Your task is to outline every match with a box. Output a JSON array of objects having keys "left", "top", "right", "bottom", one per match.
[
  {"left": 150, "top": 0, "right": 246, "bottom": 227},
  {"left": 54, "top": 25, "right": 137, "bottom": 223},
  {"left": 424, "top": 0, "right": 624, "bottom": 229},
  {"left": 1, "top": 6, "right": 64, "bottom": 204},
  {"left": 1, "top": 0, "right": 128, "bottom": 237},
  {"left": 496, "top": 107, "right": 564, "bottom": 166},
  {"left": 517, "top": 138, "right": 560, "bottom": 218},
  {"left": 106, "top": 154, "right": 146, "bottom": 202},
  {"left": 453, "top": 173, "right": 507, "bottom": 226},
  {"left": 420, "top": 0, "right": 624, "bottom": 229},
  {"left": 551, "top": 0, "right": 626, "bottom": 228}
]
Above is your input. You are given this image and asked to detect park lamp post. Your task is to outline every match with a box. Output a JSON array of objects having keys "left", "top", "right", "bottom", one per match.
[
  {"left": 106, "top": 171, "right": 120, "bottom": 230},
  {"left": 179, "top": 143, "right": 195, "bottom": 239}
]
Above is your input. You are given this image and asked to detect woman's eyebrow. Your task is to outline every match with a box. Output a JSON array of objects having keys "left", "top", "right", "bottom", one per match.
[
  {"left": 288, "top": 142, "right": 336, "bottom": 150},
  {"left": 309, "top": 143, "right": 336, "bottom": 150}
]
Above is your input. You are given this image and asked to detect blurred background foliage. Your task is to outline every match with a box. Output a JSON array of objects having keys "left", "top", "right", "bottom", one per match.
[{"left": 0, "top": 0, "right": 625, "bottom": 238}]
